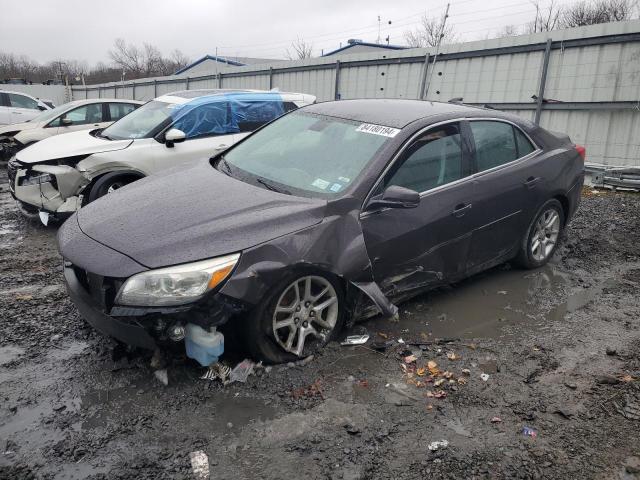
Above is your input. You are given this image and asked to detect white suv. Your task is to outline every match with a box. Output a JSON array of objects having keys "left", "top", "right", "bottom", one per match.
[
  {"left": 0, "top": 90, "right": 52, "bottom": 125},
  {"left": 9, "top": 89, "right": 316, "bottom": 222},
  {"left": 0, "top": 98, "right": 142, "bottom": 161}
]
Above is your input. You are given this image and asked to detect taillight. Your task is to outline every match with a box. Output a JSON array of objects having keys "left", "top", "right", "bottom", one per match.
[{"left": 575, "top": 144, "right": 586, "bottom": 161}]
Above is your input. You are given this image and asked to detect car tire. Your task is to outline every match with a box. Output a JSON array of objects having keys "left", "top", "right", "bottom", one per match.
[
  {"left": 515, "top": 199, "right": 565, "bottom": 269},
  {"left": 87, "top": 173, "right": 141, "bottom": 204},
  {"left": 245, "top": 270, "right": 345, "bottom": 364}
]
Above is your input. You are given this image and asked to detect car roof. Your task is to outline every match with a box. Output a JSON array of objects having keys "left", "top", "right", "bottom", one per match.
[{"left": 303, "top": 99, "right": 489, "bottom": 129}]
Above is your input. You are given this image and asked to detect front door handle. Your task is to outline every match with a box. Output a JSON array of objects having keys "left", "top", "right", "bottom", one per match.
[
  {"left": 452, "top": 203, "right": 472, "bottom": 218},
  {"left": 524, "top": 176, "right": 541, "bottom": 189}
]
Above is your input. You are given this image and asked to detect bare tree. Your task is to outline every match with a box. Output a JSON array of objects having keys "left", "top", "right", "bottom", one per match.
[
  {"left": 526, "top": 0, "right": 563, "bottom": 33},
  {"left": 498, "top": 25, "right": 520, "bottom": 37},
  {"left": 108, "top": 39, "right": 191, "bottom": 78},
  {"left": 561, "top": 0, "right": 638, "bottom": 27},
  {"left": 286, "top": 37, "right": 313, "bottom": 60},
  {"left": 404, "top": 14, "right": 457, "bottom": 48}
]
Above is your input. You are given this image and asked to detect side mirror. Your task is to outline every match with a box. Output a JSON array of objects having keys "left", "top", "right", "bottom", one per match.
[
  {"left": 37, "top": 105, "right": 47, "bottom": 111},
  {"left": 164, "top": 128, "right": 186, "bottom": 148},
  {"left": 61, "top": 117, "right": 73, "bottom": 126},
  {"left": 366, "top": 185, "right": 420, "bottom": 211}
]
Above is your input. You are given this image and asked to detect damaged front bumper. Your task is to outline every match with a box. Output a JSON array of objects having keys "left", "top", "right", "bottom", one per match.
[
  {"left": 63, "top": 262, "right": 247, "bottom": 350},
  {"left": 10, "top": 161, "right": 89, "bottom": 217}
]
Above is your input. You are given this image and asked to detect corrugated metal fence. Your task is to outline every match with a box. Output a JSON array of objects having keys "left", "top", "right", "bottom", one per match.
[{"left": 71, "top": 21, "right": 640, "bottom": 169}]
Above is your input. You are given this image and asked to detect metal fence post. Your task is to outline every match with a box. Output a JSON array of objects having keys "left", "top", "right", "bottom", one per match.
[
  {"left": 418, "top": 53, "right": 430, "bottom": 100},
  {"left": 534, "top": 38, "right": 553, "bottom": 125},
  {"left": 132, "top": 82, "right": 136, "bottom": 100},
  {"left": 186, "top": 77, "right": 190, "bottom": 90},
  {"left": 269, "top": 67, "right": 273, "bottom": 90},
  {"left": 154, "top": 80, "right": 158, "bottom": 97},
  {"left": 334, "top": 60, "right": 341, "bottom": 100},
  {"left": 98, "top": 86, "right": 102, "bottom": 98},
  {"left": 114, "top": 85, "right": 118, "bottom": 98},
  {"left": 218, "top": 73, "right": 223, "bottom": 88}
]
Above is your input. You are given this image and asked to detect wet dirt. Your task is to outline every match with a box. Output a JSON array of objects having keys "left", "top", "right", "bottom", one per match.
[{"left": 1, "top": 168, "right": 639, "bottom": 479}]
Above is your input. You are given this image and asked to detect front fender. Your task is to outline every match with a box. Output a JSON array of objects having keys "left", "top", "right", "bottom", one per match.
[{"left": 31, "top": 164, "right": 89, "bottom": 199}]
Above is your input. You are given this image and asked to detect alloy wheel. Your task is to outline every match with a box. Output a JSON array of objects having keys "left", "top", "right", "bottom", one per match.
[
  {"left": 106, "top": 181, "right": 126, "bottom": 194},
  {"left": 272, "top": 275, "right": 339, "bottom": 356},
  {"left": 531, "top": 208, "right": 560, "bottom": 262}
]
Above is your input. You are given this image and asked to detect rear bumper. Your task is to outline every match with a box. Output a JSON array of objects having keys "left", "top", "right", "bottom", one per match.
[{"left": 64, "top": 264, "right": 157, "bottom": 349}]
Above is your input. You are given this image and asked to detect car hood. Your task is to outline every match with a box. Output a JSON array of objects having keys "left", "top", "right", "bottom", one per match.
[
  {"left": 15, "top": 130, "right": 133, "bottom": 164},
  {"left": 76, "top": 159, "right": 327, "bottom": 269},
  {"left": 0, "top": 121, "right": 38, "bottom": 136}
]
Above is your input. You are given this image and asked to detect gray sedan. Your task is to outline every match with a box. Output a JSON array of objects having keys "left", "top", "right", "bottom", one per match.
[{"left": 58, "top": 99, "right": 585, "bottom": 364}]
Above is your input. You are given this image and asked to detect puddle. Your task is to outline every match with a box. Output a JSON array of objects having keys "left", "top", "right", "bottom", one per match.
[
  {"left": 0, "top": 345, "right": 25, "bottom": 366},
  {"left": 355, "top": 264, "right": 570, "bottom": 340}
]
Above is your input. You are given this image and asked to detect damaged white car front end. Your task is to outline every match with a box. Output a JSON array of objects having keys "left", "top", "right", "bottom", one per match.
[{"left": 8, "top": 129, "right": 136, "bottom": 221}]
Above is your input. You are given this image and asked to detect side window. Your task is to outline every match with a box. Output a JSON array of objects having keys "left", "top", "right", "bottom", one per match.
[
  {"left": 470, "top": 121, "right": 518, "bottom": 171},
  {"left": 8, "top": 93, "right": 39, "bottom": 110},
  {"left": 514, "top": 127, "right": 535, "bottom": 157},
  {"left": 49, "top": 104, "right": 104, "bottom": 127},
  {"left": 109, "top": 103, "right": 137, "bottom": 121},
  {"left": 283, "top": 101, "right": 299, "bottom": 113},
  {"left": 234, "top": 100, "right": 286, "bottom": 133},
  {"left": 172, "top": 102, "right": 231, "bottom": 139},
  {"left": 386, "top": 123, "right": 464, "bottom": 193}
]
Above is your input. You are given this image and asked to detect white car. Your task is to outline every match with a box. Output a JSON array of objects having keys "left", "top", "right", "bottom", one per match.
[
  {"left": 0, "top": 90, "right": 53, "bottom": 125},
  {"left": 9, "top": 89, "right": 316, "bottom": 221},
  {"left": 0, "top": 98, "right": 143, "bottom": 161}
]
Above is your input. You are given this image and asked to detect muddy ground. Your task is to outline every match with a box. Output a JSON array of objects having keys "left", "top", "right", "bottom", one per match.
[{"left": 0, "top": 167, "right": 639, "bottom": 480}]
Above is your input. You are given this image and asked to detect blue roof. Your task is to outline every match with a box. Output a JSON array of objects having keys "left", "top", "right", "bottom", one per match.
[
  {"left": 175, "top": 55, "right": 246, "bottom": 75},
  {"left": 322, "top": 41, "right": 407, "bottom": 57}
]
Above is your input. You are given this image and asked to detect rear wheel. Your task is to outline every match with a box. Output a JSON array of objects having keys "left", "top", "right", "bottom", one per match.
[
  {"left": 246, "top": 271, "right": 345, "bottom": 363},
  {"left": 87, "top": 173, "right": 141, "bottom": 204},
  {"left": 515, "top": 199, "right": 564, "bottom": 269}
]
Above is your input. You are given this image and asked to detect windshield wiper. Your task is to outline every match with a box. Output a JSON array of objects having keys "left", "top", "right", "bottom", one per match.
[
  {"left": 256, "top": 177, "right": 290, "bottom": 195},
  {"left": 217, "top": 156, "right": 233, "bottom": 177}
]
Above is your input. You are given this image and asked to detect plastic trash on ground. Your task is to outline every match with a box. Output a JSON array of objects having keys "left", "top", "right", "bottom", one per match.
[
  {"left": 522, "top": 426, "right": 537, "bottom": 437},
  {"left": 229, "top": 359, "right": 256, "bottom": 383},
  {"left": 189, "top": 450, "right": 210, "bottom": 480},
  {"left": 184, "top": 324, "right": 224, "bottom": 367},
  {"left": 428, "top": 440, "right": 449, "bottom": 451},
  {"left": 341, "top": 334, "right": 370, "bottom": 346}
]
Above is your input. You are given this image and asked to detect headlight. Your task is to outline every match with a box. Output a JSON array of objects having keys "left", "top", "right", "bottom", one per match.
[
  {"left": 115, "top": 253, "right": 240, "bottom": 307},
  {"left": 21, "top": 173, "right": 53, "bottom": 186}
]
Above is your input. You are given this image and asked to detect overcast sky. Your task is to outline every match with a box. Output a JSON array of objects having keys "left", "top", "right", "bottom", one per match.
[{"left": 1, "top": 0, "right": 579, "bottom": 65}]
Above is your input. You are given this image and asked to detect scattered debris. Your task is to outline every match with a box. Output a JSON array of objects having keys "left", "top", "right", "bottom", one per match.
[
  {"left": 154, "top": 369, "right": 168, "bottom": 386},
  {"left": 480, "top": 373, "right": 490, "bottom": 382},
  {"left": 606, "top": 347, "right": 617, "bottom": 356},
  {"left": 189, "top": 450, "right": 210, "bottom": 480},
  {"left": 491, "top": 417, "right": 502, "bottom": 423},
  {"left": 341, "top": 334, "right": 370, "bottom": 346},
  {"left": 201, "top": 362, "right": 231, "bottom": 383},
  {"left": 404, "top": 354, "right": 417, "bottom": 364},
  {"left": 564, "top": 381, "right": 578, "bottom": 390},
  {"left": 596, "top": 374, "right": 621, "bottom": 385},
  {"left": 522, "top": 426, "right": 537, "bottom": 438},
  {"left": 446, "top": 351, "right": 459, "bottom": 361},
  {"left": 614, "top": 394, "right": 640, "bottom": 420},
  {"left": 497, "top": 290, "right": 508, "bottom": 295},
  {"left": 462, "top": 368, "right": 471, "bottom": 376},
  {"left": 428, "top": 440, "right": 449, "bottom": 451},
  {"left": 397, "top": 338, "right": 405, "bottom": 344},
  {"left": 291, "top": 379, "right": 323, "bottom": 399},
  {"left": 229, "top": 359, "right": 256, "bottom": 383},
  {"left": 620, "top": 374, "right": 634, "bottom": 383},
  {"left": 297, "top": 355, "right": 314, "bottom": 367}
]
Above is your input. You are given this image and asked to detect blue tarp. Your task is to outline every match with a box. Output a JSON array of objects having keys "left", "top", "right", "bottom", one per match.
[{"left": 171, "top": 92, "right": 285, "bottom": 138}]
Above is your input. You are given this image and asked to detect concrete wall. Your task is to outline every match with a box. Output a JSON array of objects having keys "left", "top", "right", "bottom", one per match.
[{"left": 71, "top": 20, "right": 640, "bottom": 168}]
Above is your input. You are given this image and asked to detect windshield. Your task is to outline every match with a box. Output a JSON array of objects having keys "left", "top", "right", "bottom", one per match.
[
  {"left": 221, "top": 112, "right": 391, "bottom": 198},
  {"left": 102, "top": 100, "right": 175, "bottom": 140}
]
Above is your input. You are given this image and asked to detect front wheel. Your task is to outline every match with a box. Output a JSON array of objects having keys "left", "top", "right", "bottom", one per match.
[
  {"left": 246, "top": 272, "right": 345, "bottom": 363},
  {"left": 515, "top": 199, "right": 564, "bottom": 269},
  {"left": 86, "top": 173, "right": 141, "bottom": 204}
]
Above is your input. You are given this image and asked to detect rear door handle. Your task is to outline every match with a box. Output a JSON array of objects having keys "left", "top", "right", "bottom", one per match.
[
  {"left": 214, "top": 144, "right": 229, "bottom": 150},
  {"left": 524, "top": 176, "right": 541, "bottom": 189},
  {"left": 452, "top": 203, "right": 472, "bottom": 218}
]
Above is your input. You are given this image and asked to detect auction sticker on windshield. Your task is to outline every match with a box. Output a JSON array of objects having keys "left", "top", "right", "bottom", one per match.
[{"left": 356, "top": 123, "right": 401, "bottom": 138}]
